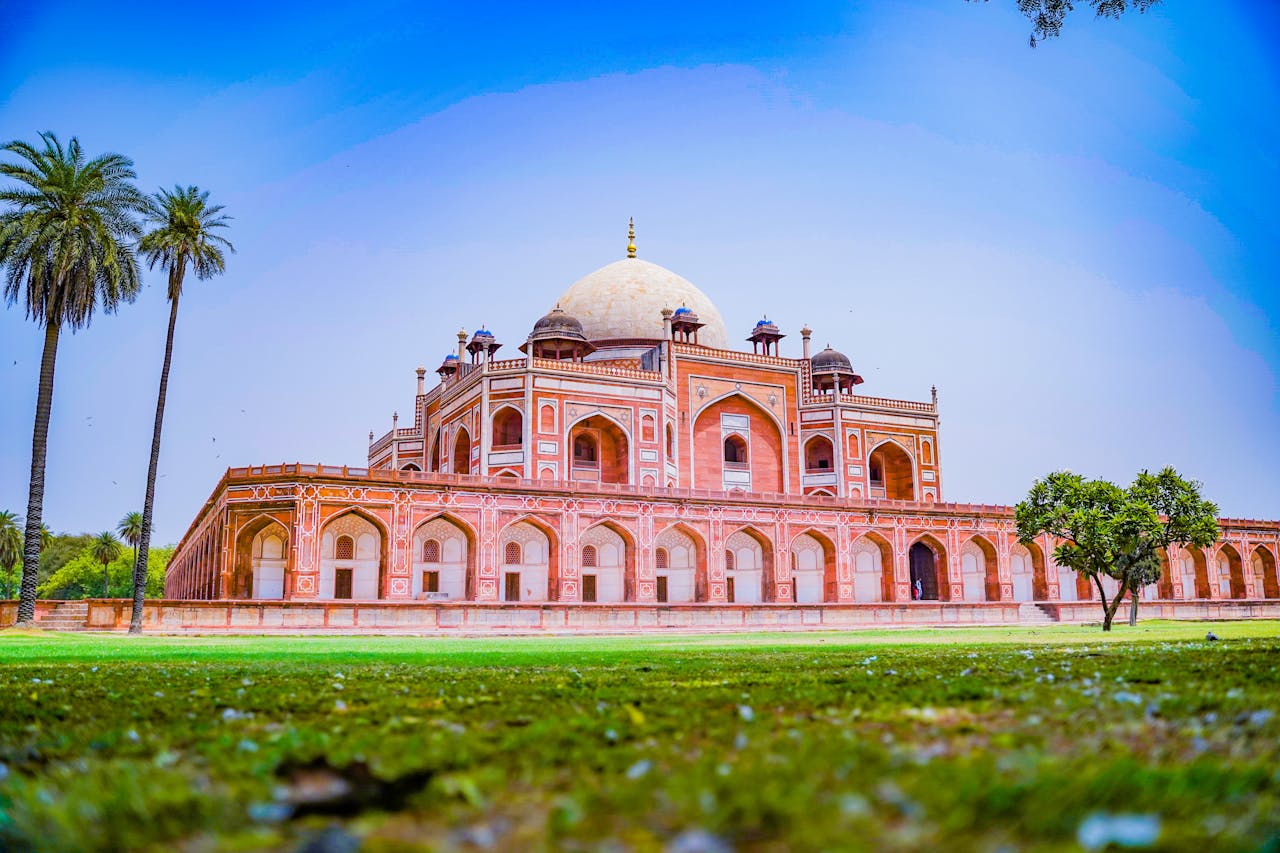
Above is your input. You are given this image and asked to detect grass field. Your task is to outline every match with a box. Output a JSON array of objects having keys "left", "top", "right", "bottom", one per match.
[{"left": 1, "top": 621, "right": 1278, "bottom": 851}]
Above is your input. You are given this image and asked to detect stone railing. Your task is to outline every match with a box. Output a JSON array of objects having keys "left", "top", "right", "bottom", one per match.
[
  {"left": 671, "top": 342, "right": 800, "bottom": 369},
  {"left": 219, "top": 463, "right": 1025, "bottom": 517}
]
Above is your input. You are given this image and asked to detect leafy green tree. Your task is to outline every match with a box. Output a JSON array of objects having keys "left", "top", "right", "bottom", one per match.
[
  {"left": 971, "top": 0, "right": 1163, "bottom": 46},
  {"left": 40, "top": 543, "right": 172, "bottom": 599},
  {"left": 1123, "top": 467, "right": 1220, "bottom": 625},
  {"left": 0, "top": 510, "right": 21, "bottom": 599},
  {"left": 130, "top": 186, "right": 233, "bottom": 634},
  {"left": 89, "top": 531, "right": 123, "bottom": 598},
  {"left": 0, "top": 132, "right": 144, "bottom": 626},
  {"left": 117, "top": 511, "right": 144, "bottom": 569},
  {"left": 1016, "top": 468, "right": 1219, "bottom": 631}
]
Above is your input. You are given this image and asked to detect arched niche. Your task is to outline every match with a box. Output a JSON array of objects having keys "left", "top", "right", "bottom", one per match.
[
  {"left": 960, "top": 535, "right": 1000, "bottom": 601},
  {"left": 498, "top": 518, "right": 558, "bottom": 602},
  {"left": 452, "top": 427, "right": 472, "bottom": 475},
  {"left": 655, "top": 524, "right": 706, "bottom": 603},
  {"left": 692, "top": 393, "right": 785, "bottom": 493},
  {"left": 492, "top": 406, "right": 523, "bottom": 449},
  {"left": 567, "top": 413, "right": 630, "bottom": 485},
  {"left": 1251, "top": 546, "right": 1279, "bottom": 598},
  {"left": 852, "top": 532, "right": 894, "bottom": 602},
  {"left": 725, "top": 527, "right": 775, "bottom": 603},
  {"left": 868, "top": 441, "right": 915, "bottom": 501},
  {"left": 1216, "top": 544, "right": 1246, "bottom": 599},
  {"left": 232, "top": 515, "right": 289, "bottom": 600},
  {"left": 790, "top": 530, "right": 836, "bottom": 603},
  {"left": 319, "top": 510, "right": 386, "bottom": 600},
  {"left": 412, "top": 515, "right": 475, "bottom": 600},
  {"left": 579, "top": 522, "right": 634, "bottom": 602},
  {"left": 803, "top": 435, "right": 834, "bottom": 474}
]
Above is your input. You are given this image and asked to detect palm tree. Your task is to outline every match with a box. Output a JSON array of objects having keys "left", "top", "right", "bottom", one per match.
[
  {"left": 117, "top": 511, "right": 144, "bottom": 568},
  {"left": 0, "top": 511, "right": 21, "bottom": 599},
  {"left": 89, "top": 531, "right": 122, "bottom": 598},
  {"left": 130, "top": 186, "right": 232, "bottom": 633},
  {"left": 0, "top": 132, "right": 143, "bottom": 626}
]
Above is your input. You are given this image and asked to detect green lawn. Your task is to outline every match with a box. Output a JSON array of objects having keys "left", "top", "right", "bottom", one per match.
[{"left": 1, "top": 621, "right": 1278, "bottom": 851}]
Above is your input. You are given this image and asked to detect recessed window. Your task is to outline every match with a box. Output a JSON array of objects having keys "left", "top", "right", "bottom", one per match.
[
  {"left": 723, "top": 435, "right": 747, "bottom": 465},
  {"left": 504, "top": 541, "right": 521, "bottom": 565},
  {"left": 582, "top": 545, "right": 598, "bottom": 568},
  {"left": 335, "top": 535, "right": 354, "bottom": 560},
  {"left": 574, "top": 434, "right": 598, "bottom": 465},
  {"left": 422, "top": 539, "right": 441, "bottom": 562}
]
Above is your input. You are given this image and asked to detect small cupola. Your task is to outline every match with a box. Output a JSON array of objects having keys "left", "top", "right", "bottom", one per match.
[
  {"left": 466, "top": 327, "right": 501, "bottom": 363},
  {"left": 746, "top": 317, "right": 784, "bottom": 356},
  {"left": 521, "top": 306, "right": 596, "bottom": 361},
  {"left": 810, "top": 345, "right": 864, "bottom": 394}
]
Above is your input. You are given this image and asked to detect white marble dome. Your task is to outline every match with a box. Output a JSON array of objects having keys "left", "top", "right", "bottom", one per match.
[{"left": 554, "top": 258, "right": 729, "bottom": 349}]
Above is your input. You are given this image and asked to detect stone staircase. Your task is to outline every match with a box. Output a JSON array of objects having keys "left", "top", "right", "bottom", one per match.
[
  {"left": 36, "top": 601, "right": 90, "bottom": 631},
  {"left": 1018, "top": 603, "right": 1057, "bottom": 625}
]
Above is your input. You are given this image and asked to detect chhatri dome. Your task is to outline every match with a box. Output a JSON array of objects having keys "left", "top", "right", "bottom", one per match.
[{"left": 553, "top": 219, "right": 729, "bottom": 349}]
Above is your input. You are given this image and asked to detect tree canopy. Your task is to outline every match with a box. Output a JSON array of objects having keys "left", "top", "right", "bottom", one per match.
[
  {"left": 1016, "top": 467, "right": 1219, "bottom": 630},
  {"left": 973, "top": 0, "right": 1164, "bottom": 46}
]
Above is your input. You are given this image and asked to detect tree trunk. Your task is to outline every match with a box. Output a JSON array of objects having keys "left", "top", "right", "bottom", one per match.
[
  {"left": 1128, "top": 579, "right": 1140, "bottom": 627},
  {"left": 1094, "top": 575, "right": 1129, "bottom": 631},
  {"left": 16, "top": 322, "right": 61, "bottom": 627},
  {"left": 130, "top": 296, "right": 180, "bottom": 633},
  {"left": 103, "top": 560, "right": 110, "bottom": 598}
]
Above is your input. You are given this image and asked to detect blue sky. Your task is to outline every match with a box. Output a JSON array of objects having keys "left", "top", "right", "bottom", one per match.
[{"left": 2, "top": 0, "right": 1278, "bottom": 542}]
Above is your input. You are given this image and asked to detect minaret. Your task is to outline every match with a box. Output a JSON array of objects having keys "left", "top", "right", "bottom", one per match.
[
  {"left": 801, "top": 325, "right": 812, "bottom": 360},
  {"left": 416, "top": 366, "right": 426, "bottom": 396},
  {"left": 627, "top": 217, "right": 636, "bottom": 258},
  {"left": 456, "top": 328, "right": 467, "bottom": 361}
]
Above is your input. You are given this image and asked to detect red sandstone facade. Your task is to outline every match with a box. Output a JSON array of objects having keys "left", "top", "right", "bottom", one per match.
[{"left": 165, "top": 239, "right": 1280, "bottom": 613}]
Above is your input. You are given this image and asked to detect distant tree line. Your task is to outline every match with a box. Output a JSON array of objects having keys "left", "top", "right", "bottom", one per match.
[{"left": 973, "top": 0, "right": 1164, "bottom": 46}]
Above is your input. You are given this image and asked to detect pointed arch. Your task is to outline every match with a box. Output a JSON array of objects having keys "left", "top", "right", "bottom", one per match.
[
  {"left": 497, "top": 514, "right": 561, "bottom": 602},
  {"left": 566, "top": 410, "right": 632, "bottom": 485},
  {"left": 1182, "top": 545, "right": 1211, "bottom": 598},
  {"left": 452, "top": 426, "right": 472, "bottom": 475},
  {"left": 580, "top": 520, "right": 637, "bottom": 602},
  {"left": 908, "top": 533, "right": 948, "bottom": 601},
  {"left": 232, "top": 513, "right": 291, "bottom": 600},
  {"left": 960, "top": 534, "right": 1000, "bottom": 601},
  {"left": 1252, "top": 545, "right": 1279, "bottom": 598},
  {"left": 656, "top": 522, "right": 708, "bottom": 603},
  {"left": 725, "top": 525, "right": 775, "bottom": 602},
  {"left": 429, "top": 427, "right": 443, "bottom": 472},
  {"left": 492, "top": 404, "right": 524, "bottom": 449},
  {"left": 320, "top": 507, "right": 389, "bottom": 600},
  {"left": 867, "top": 439, "right": 916, "bottom": 501},
  {"left": 790, "top": 528, "right": 836, "bottom": 603},
  {"left": 691, "top": 391, "right": 786, "bottom": 493},
  {"left": 1215, "top": 543, "right": 1246, "bottom": 599},
  {"left": 852, "top": 531, "right": 896, "bottom": 602},
  {"left": 412, "top": 512, "right": 477, "bottom": 600},
  {"left": 1014, "top": 538, "right": 1048, "bottom": 601},
  {"left": 1155, "top": 546, "right": 1174, "bottom": 599},
  {"left": 803, "top": 434, "right": 835, "bottom": 473}
]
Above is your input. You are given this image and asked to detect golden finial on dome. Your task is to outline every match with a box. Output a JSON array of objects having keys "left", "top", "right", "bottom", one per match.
[{"left": 626, "top": 217, "right": 636, "bottom": 258}]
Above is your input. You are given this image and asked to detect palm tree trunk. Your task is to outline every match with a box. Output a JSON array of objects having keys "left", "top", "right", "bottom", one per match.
[
  {"left": 103, "top": 560, "right": 110, "bottom": 598},
  {"left": 17, "top": 322, "right": 61, "bottom": 627},
  {"left": 130, "top": 296, "right": 179, "bottom": 633}
]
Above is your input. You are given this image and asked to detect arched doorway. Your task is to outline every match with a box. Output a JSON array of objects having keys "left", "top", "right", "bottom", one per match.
[
  {"left": 568, "top": 415, "right": 630, "bottom": 485},
  {"left": 908, "top": 538, "right": 945, "bottom": 601},
  {"left": 1215, "top": 544, "right": 1246, "bottom": 599},
  {"left": 412, "top": 515, "right": 474, "bottom": 600},
  {"left": 655, "top": 525, "right": 705, "bottom": 603},
  {"left": 1252, "top": 546, "right": 1279, "bottom": 598},
  {"left": 852, "top": 532, "right": 894, "bottom": 602},
  {"left": 790, "top": 531, "right": 835, "bottom": 604},
  {"left": 452, "top": 427, "right": 472, "bottom": 475},
  {"left": 868, "top": 442, "right": 915, "bottom": 500}
]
